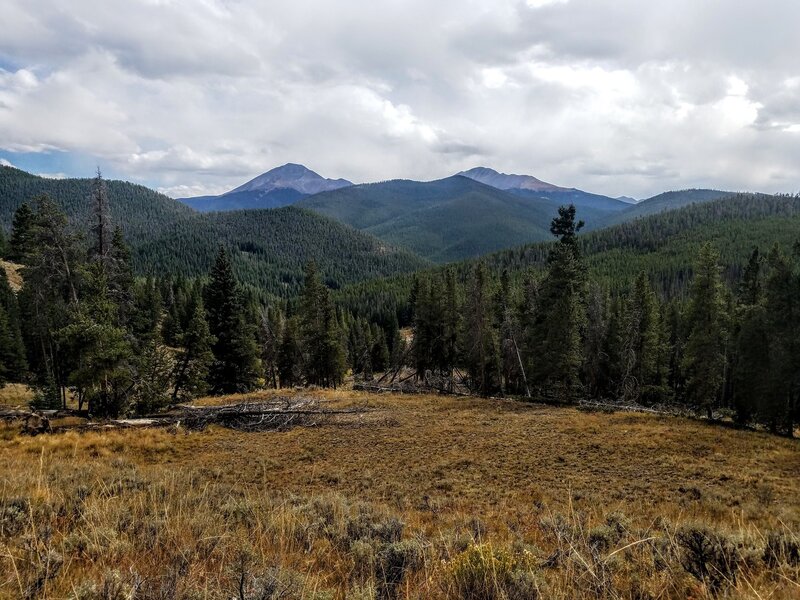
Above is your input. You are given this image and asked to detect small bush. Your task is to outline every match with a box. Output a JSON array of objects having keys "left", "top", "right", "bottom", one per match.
[
  {"left": 375, "top": 539, "right": 422, "bottom": 600},
  {"left": 445, "top": 544, "right": 539, "bottom": 600},
  {"left": 676, "top": 525, "right": 740, "bottom": 593},
  {"left": 763, "top": 531, "right": 800, "bottom": 567}
]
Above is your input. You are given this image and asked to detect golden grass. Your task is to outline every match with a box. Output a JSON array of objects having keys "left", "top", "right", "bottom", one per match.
[
  {"left": 0, "top": 384, "right": 33, "bottom": 407},
  {"left": 0, "top": 260, "right": 22, "bottom": 292},
  {"left": 0, "top": 389, "right": 798, "bottom": 599}
]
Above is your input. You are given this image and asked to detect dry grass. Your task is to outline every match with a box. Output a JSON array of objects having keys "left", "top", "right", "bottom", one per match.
[
  {"left": 0, "top": 384, "right": 34, "bottom": 407},
  {"left": 0, "top": 389, "right": 798, "bottom": 599},
  {"left": 0, "top": 260, "right": 22, "bottom": 292}
]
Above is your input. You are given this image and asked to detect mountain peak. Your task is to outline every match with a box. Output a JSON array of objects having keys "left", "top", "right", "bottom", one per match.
[
  {"left": 227, "top": 163, "right": 353, "bottom": 196},
  {"left": 457, "top": 166, "right": 569, "bottom": 193}
]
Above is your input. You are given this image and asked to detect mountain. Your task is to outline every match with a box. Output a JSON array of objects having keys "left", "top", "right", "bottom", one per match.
[
  {"left": 0, "top": 166, "right": 427, "bottom": 298},
  {"left": 616, "top": 196, "right": 638, "bottom": 204},
  {"left": 457, "top": 166, "right": 568, "bottom": 192},
  {"left": 296, "top": 175, "right": 558, "bottom": 262},
  {"left": 178, "top": 163, "right": 352, "bottom": 212},
  {"left": 458, "top": 166, "right": 629, "bottom": 215}
]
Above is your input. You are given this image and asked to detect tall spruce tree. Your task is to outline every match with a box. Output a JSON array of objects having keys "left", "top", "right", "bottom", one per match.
[
  {"left": 278, "top": 316, "right": 302, "bottom": 387},
  {"left": 172, "top": 300, "right": 215, "bottom": 403},
  {"left": 0, "top": 269, "right": 27, "bottom": 384},
  {"left": 205, "top": 246, "right": 260, "bottom": 394},
  {"left": 8, "top": 202, "right": 35, "bottom": 263},
  {"left": 461, "top": 263, "right": 501, "bottom": 396},
  {"left": 18, "top": 196, "right": 82, "bottom": 409},
  {"left": 762, "top": 244, "right": 799, "bottom": 435},
  {"left": 620, "top": 272, "right": 663, "bottom": 403},
  {"left": 682, "top": 243, "right": 728, "bottom": 419},
  {"left": 526, "top": 205, "right": 586, "bottom": 401},
  {"left": 299, "top": 262, "right": 346, "bottom": 387}
]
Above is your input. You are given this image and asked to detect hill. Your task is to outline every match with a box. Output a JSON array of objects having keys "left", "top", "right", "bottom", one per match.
[
  {"left": 594, "top": 188, "right": 732, "bottom": 229},
  {"left": 336, "top": 192, "right": 800, "bottom": 323},
  {"left": 0, "top": 166, "right": 428, "bottom": 298},
  {"left": 179, "top": 163, "right": 352, "bottom": 212},
  {"left": 296, "top": 175, "right": 558, "bottom": 262}
]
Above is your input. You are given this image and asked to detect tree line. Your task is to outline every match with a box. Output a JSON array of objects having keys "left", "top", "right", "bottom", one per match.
[{"left": 0, "top": 181, "right": 797, "bottom": 436}]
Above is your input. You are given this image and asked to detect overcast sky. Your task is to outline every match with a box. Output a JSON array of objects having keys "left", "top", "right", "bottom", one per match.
[{"left": 1, "top": 0, "right": 799, "bottom": 199}]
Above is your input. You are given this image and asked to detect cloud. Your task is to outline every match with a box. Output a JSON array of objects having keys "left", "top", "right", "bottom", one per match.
[
  {"left": 0, "top": 158, "right": 13, "bottom": 167},
  {"left": 0, "top": 0, "right": 798, "bottom": 197}
]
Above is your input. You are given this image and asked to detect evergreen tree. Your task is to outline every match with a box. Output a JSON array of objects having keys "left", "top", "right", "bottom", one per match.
[
  {"left": 582, "top": 284, "right": 609, "bottom": 399},
  {"left": 682, "top": 243, "right": 728, "bottom": 419},
  {"left": 0, "top": 269, "right": 27, "bottom": 384},
  {"left": 172, "top": 301, "right": 215, "bottom": 403},
  {"left": 526, "top": 205, "right": 586, "bottom": 401},
  {"left": 205, "top": 246, "right": 261, "bottom": 394},
  {"left": 259, "top": 305, "right": 283, "bottom": 389},
  {"left": 18, "top": 196, "right": 82, "bottom": 408},
  {"left": 278, "top": 317, "right": 302, "bottom": 387},
  {"left": 761, "top": 245, "right": 799, "bottom": 435},
  {"left": 299, "top": 262, "right": 345, "bottom": 387},
  {"left": 461, "top": 263, "right": 501, "bottom": 396},
  {"left": 8, "top": 202, "right": 35, "bottom": 263},
  {"left": 620, "top": 272, "right": 663, "bottom": 403}
]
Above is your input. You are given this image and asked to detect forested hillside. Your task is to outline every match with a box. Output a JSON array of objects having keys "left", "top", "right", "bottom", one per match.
[
  {"left": 0, "top": 167, "right": 428, "bottom": 298},
  {"left": 593, "top": 188, "right": 732, "bottom": 229},
  {"left": 296, "top": 176, "right": 557, "bottom": 261},
  {"left": 336, "top": 192, "right": 800, "bottom": 325}
]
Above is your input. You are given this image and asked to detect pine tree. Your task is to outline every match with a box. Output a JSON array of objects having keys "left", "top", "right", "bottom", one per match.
[
  {"left": 18, "top": 196, "right": 82, "bottom": 408},
  {"left": 582, "top": 284, "right": 609, "bottom": 399},
  {"left": 172, "top": 301, "right": 215, "bottom": 403},
  {"left": 620, "top": 272, "right": 662, "bottom": 403},
  {"left": 259, "top": 305, "right": 283, "bottom": 389},
  {"left": 682, "top": 243, "right": 728, "bottom": 419},
  {"left": 8, "top": 202, "right": 35, "bottom": 263},
  {"left": 761, "top": 244, "right": 799, "bottom": 436},
  {"left": 461, "top": 263, "right": 501, "bottom": 396},
  {"left": 526, "top": 205, "right": 586, "bottom": 401},
  {"left": 278, "top": 317, "right": 302, "bottom": 387},
  {"left": 0, "top": 269, "right": 27, "bottom": 384},
  {"left": 205, "top": 246, "right": 261, "bottom": 394},
  {"left": 299, "top": 262, "right": 345, "bottom": 387}
]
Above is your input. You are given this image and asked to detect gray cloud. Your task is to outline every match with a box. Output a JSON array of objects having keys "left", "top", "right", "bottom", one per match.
[{"left": 0, "top": 0, "right": 798, "bottom": 198}]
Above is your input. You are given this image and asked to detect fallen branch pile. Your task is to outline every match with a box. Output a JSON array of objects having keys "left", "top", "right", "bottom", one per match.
[{"left": 2, "top": 396, "right": 387, "bottom": 434}]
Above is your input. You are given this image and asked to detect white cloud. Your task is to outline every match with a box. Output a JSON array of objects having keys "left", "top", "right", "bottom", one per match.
[{"left": 0, "top": 0, "right": 798, "bottom": 197}]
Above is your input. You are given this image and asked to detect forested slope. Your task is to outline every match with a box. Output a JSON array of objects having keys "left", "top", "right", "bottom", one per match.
[
  {"left": 336, "top": 192, "right": 800, "bottom": 323},
  {"left": 296, "top": 176, "right": 556, "bottom": 261},
  {"left": 0, "top": 167, "right": 429, "bottom": 298}
]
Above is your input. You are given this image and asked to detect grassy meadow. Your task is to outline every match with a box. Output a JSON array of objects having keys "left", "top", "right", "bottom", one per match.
[{"left": 1, "top": 389, "right": 798, "bottom": 599}]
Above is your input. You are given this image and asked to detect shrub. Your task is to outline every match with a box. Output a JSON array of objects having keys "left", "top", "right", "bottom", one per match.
[
  {"left": 375, "top": 539, "right": 422, "bottom": 600},
  {"left": 763, "top": 531, "right": 800, "bottom": 567},
  {"left": 676, "top": 525, "right": 740, "bottom": 593},
  {"left": 445, "top": 544, "right": 540, "bottom": 600}
]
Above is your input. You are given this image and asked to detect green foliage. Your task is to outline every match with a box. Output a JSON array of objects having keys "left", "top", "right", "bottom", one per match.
[
  {"left": 0, "top": 166, "right": 428, "bottom": 301},
  {"left": 296, "top": 176, "right": 555, "bottom": 262},
  {"left": 205, "top": 246, "right": 261, "bottom": 394},
  {"left": 299, "top": 262, "right": 346, "bottom": 388},
  {"left": 682, "top": 243, "right": 728, "bottom": 416}
]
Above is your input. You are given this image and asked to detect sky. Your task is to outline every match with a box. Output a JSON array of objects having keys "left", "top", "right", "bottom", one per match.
[{"left": 0, "top": 0, "right": 799, "bottom": 199}]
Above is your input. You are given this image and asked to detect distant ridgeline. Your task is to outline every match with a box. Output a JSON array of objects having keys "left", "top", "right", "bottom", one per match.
[{"left": 0, "top": 166, "right": 428, "bottom": 299}]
